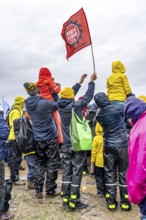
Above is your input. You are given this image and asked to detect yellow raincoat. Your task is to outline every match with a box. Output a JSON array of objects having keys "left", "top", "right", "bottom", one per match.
[
  {"left": 107, "top": 61, "right": 132, "bottom": 101},
  {"left": 91, "top": 123, "right": 104, "bottom": 168},
  {"left": 8, "top": 96, "right": 25, "bottom": 140}
]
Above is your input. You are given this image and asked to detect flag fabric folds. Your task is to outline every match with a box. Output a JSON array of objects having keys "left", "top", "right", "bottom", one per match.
[
  {"left": 61, "top": 8, "right": 92, "bottom": 59},
  {"left": 1, "top": 97, "right": 10, "bottom": 119}
]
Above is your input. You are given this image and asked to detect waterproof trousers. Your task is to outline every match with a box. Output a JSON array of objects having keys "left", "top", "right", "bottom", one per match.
[
  {"left": 95, "top": 166, "right": 105, "bottom": 195},
  {"left": 61, "top": 146, "right": 86, "bottom": 209},
  {"left": 7, "top": 140, "right": 22, "bottom": 182},
  {"left": 104, "top": 146, "right": 131, "bottom": 211},
  {"left": 0, "top": 160, "right": 12, "bottom": 213},
  {"left": 0, "top": 160, "right": 5, "bottom": 212},
  {"left": 139, "top": 197, "right": 146, "bottom": 216},
  {"left": 34, "top": 139, "right": 60, "bottom": 193}
]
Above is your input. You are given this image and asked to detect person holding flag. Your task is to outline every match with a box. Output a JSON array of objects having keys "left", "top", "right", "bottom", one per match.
[{"left": 57, "top": 73, "right": 97, "bottom": 211}]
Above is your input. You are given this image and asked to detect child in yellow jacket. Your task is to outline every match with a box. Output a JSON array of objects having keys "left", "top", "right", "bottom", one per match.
[
  {"left": 107, "top": 60, "right": 132, "bottom": 102},
  {"left": 91, "top": 123, "right": 105, "bottom": 197}
]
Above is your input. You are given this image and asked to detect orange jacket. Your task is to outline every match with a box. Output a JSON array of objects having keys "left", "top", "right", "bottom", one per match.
[{"left": 36, "top": 67, "right": 61, "bottom": 100}]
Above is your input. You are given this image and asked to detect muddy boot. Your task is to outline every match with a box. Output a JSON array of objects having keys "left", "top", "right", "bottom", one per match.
[
  {"left": 35, "top": 192, "right": 43, "bottom": 199},
  {"left": 120, "top": 202, "right": 131, "bottom": 211},
  {"left": 0, "top": 213, "right": 14, "bottom": 220},
  {"left": 46, "top": 190, "right": 60, "bottom": 197},
  {"left": 27, "top": 181, "right": 34, "bottom": 190},
  {"left": 76, "top": 202, "right": 89, "bottom": 209}
]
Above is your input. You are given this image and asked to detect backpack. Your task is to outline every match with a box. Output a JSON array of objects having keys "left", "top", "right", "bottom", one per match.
[
  {"left": 13, "top": 116, "right": 35, "bottom": 154},
  {"left": 70, "top": 110, "right": 92, "bottom": 152}
]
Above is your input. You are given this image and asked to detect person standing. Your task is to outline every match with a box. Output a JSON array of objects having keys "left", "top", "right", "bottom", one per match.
[
  {"left": 57, "top": 73, "right": 97, "bottom": 211},
  {"left": 23, "top": 82, "right": 60, "bottom": 199},
  {"left": 7, "top": 96, "right": 25, "bottom": 183},
  {"left": 90, "top": 122, "right": 105, "bottom": 197},
  {"left": 94, "top": 92, "right": 131, "bottom": 212},
  {"left": 124, "top": 96, "right": 146, "bottom": 220},
  {"left": 0, "top": 110, "right": 13, "bottom": 220}
]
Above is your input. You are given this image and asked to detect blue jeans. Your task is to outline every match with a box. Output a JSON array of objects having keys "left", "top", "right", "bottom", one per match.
[
  {"left": 139, "top": 197, "right": 146, "bottom": 216},
  {"left": 25, "top": 154, "right": 35, "bottom": 181},
  {"left": 0, "top": 160, "right": 5, "bottom": 212}
]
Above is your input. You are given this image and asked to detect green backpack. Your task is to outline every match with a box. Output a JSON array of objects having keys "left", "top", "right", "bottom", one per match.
[{"left": 70, "top": 110, "right": 92, "bottom": 152}]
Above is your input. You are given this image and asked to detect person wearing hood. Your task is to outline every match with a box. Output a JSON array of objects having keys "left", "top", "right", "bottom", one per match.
[
  {"left": 23, "top": 82, "right": 60, "bottom": 199},
  {"left": 0, "top": 110, "right": 14, "bottom": 220},
  {"left": 91, "top": 122, "right": 105, "bottom": 197},
  {"left": 124, "top": 96, "right": 146, "bottom": 220},
  {"left": 57, "top": 73, "right": 97, "bottom": 211},
  {"left": 7, "top": 96, "right": 25, "bottom": 184},
  {"left": 94, "top": 92, "right": 131, "bottom": 212},
  {"left": 36, "top": 67, "right": 63, "bottom": 145},
  {"left": 107, "top": 60, "right": 132, "bottom": 102}
]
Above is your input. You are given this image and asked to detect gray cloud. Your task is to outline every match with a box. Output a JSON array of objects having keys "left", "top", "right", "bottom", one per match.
[{"left": 0, "top": 0, "right": 146, "bottom": 106}]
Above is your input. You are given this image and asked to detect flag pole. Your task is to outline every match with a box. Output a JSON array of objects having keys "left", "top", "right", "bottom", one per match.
[{"left": 91, "top": 44, "right": 96, "bottom": 73}]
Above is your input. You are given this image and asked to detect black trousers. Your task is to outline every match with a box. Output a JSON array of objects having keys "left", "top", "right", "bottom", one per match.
[
  {"left": 34, "top": 139, "right": 60, "bottom": 193},
  {"left": 61, "top": 146, "right": 86, "bottom": 206},
  {"left": 104, "top": 146, "right": 130, "bottom": 207},
  {"left": 95, "top": 166, "right": 105, "bottom": 194},
  {"left": 7, "top": 141, "right": 22, "bottom": 182}
]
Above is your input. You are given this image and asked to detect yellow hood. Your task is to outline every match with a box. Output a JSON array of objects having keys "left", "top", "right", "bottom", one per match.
[
  {"left": 13, "top": 96, "right": 25, "bottom": 109},
  {"left": 95, "top": 123, "right": 103, "bottom": 136},
  {"left": 112, "top": 61, "right": 126, "bottom": 73}
]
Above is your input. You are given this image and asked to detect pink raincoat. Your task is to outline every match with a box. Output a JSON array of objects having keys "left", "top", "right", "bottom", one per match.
[{"left": 127, "top": 112, "right": 146, "bottom": 204}]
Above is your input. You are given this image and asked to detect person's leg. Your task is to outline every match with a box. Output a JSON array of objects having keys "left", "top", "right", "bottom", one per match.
[
  {"left": 45, "top": 139, "right": 60, "bottom": 194},
  {"left": 60, "top": 146, "right": 73, "bottom": 207},
  {"left": 104, "top": 147, "right": 118, "bottom": 211},
  {"left": 116, "top": 146, "right": 131, "bottom": 211},
  {"left": 0, "top": 160, "right": 5, "bottom": 213},
  {"left": 95, "top": 166, "right": 105, "bottom": 196},
  {"left": 69, "top": 151, "right": 88, "bottom": 210},
  {"left": 7, "top": 141, "right": 20, "bottom": 182},
  {"left": 34, "top": 142, "right": 46, "bottom": 198},
  {"left": 25, "top": 154, "right": 35, "bottom": 189},
  {"left": 139, "top": 197, "right": 146, "bottom": 219}
]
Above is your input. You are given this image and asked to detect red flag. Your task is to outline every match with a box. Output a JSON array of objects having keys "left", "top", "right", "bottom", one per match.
[{"left": 61, "top": 8, "right": 92, "bottom": 59}]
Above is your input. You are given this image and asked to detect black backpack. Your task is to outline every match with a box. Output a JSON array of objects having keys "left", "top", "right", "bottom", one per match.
[{"left": 13, "top": 116, "right": 35, "bottom": 154}]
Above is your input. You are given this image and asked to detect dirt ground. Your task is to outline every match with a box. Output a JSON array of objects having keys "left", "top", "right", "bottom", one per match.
[{"left": 5, "top": 160, "right": 139, "bottom": 220}]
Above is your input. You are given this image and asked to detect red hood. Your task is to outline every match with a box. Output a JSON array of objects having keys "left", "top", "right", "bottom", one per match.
[{"left": 37, "top": 67, "right": 52, "bottom": 86}]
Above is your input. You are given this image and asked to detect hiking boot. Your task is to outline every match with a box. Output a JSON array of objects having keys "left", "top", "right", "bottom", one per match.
[
  {"left": 27, "top": 181, "right": 34, "bottom": 190},
  {"left": 76, "top": 202, "right": 89, "bottom": 209},
  {"left": 35, "top": 192, "right": 43, "bottom": 199},
  {"left": 0, "top": 213, "right": 14, "bottom": 220},
  {"left": 46, "top": 190, "right": 59, "bottom": 197},
  {"left": 107, "top": 201, "right": 118, "bottom": 212},
  {"left": 120, "top": 203, "right": 131, "bottom": 211}
]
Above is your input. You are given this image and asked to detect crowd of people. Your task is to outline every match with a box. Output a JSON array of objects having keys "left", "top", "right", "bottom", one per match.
[{"left": 0, "top": 60, "right": 146, "bottom": 220}]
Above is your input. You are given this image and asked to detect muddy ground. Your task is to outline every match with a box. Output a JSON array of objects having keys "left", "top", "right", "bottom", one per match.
[{"left": 6, "top": 160, "right": 139, "bottom": 220}]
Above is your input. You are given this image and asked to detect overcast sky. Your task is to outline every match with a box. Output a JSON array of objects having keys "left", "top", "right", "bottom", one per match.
[{"left": 0, "top": 0, "right": 146, "bottom": 106}]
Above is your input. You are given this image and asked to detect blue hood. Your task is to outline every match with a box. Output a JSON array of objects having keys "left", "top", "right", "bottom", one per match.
[
  {"left": 25, "top": 96, "right": 40, "bottom": 110},
  {"left": 124, "top": 96, "right": 146, "bottom": 124},
  {"left": 94, "top": 92, "right": 110, "bottom": 108}
]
